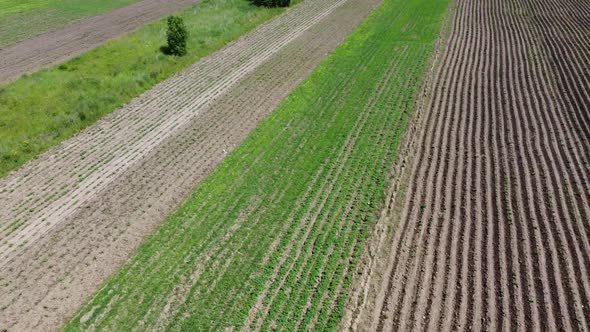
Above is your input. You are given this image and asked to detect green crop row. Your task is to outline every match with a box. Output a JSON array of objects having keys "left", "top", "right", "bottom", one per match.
[{"left": 62, "top": 0, "right": 450, "bottom": 329}]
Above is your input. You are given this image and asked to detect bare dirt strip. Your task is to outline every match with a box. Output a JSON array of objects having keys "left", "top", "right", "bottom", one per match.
[
  {"left": 0, "top": 0, "right": 203, "bottom": 85},
  {"left": 0, "top": 0, "right": 381, "bottom": 330},
  {"left": 343, "top": 0, "right": 590, "bottom": 330}
]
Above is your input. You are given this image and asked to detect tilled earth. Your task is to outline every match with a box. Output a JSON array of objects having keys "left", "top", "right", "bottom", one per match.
[
  {"left": 0, "top": 0, "right": 380, "bottom": 330},
  {"left": 344, "top": 0, "right": 590, "bottom": 330},
  {"left": 0, "top": 0, "right": 203, "bottom": 84}
]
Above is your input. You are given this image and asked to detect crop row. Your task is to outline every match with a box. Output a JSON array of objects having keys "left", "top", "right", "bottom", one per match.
[
  {"left": 62, "top": 0, "right": 450, "bottom": 329},
  {"left": 0, "top": 0, "right": 346, "bottom": 267}
]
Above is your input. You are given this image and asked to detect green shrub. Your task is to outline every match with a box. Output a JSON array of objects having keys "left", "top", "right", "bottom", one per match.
[
  {"left": 165, "top": 16, "right": 188, "bottom": 56},
  {"left": 251, "top": 0, "right": 290, "bottom": 8}
]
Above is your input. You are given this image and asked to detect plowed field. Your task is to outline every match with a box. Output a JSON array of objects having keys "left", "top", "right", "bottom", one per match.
[{"left": 344, "top": 0, "right": 590, "bottom": 330}]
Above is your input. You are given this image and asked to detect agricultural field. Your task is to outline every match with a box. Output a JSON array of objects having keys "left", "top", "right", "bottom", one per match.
[
  {"left": 0, "top": 0, "right": 393, "bottom": 329},
  {"left": 344, "top": 0, "right": 590, "bottom": 330},
  {"left": 0, "top": 0, "right": 205, "bottom": 83},
  {"left": 0, "top": 0, "right": 142, "bottom": 47},
  {"left": 0, "top": 0, "right": 287, "bottom": 178},
  {"left": 58, "top": 0, "right": 449, "bottom": 329},
  {"left": 0, "top": 0, "right": 588, "bottom": 329}
]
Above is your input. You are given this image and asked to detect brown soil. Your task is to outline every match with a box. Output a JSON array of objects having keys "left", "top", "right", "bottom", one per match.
[
  {"left": 343, "top": 0, "right": 590, "bottom": 330},
  {"left": 0, "top": 0, "right": 380, "bottom": 330},
  {"left": 0, "top": 0, "right": 202, "bottom": 85}
]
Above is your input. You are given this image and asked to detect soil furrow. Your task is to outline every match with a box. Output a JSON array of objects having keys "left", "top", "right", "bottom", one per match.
[{"left": 345, "top": 0, "right": 590, "bottom": 329}]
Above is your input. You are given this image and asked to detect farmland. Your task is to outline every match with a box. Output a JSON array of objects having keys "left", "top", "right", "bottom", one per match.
[
  {"left": 0, "top": 0, "right": 205, "bottom": 84},
  {"left": 0, "top": 0, "right": 588, "bottom": 329},
  {"left": 0, "top": 0, "right": 286, "bottom": 178},
  {"left": 0, "top": 0, "right": 387, "bottom": 329},
  {"left": 344, "top": 0, "right": 590, "bottom": 329},
  {"left": 0, "top": 0, "right": 142, "bottom": 47},
  {"left": 58, "top": 0, "right": 450, "bottom": 329}
]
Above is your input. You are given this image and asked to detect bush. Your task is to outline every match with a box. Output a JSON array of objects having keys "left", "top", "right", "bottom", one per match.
[
  {"left": 165, "top": 16, "right": 188, "bottom": 56},
  {"left": 250, "top": 0, "right": 290, "bottom": 8}
]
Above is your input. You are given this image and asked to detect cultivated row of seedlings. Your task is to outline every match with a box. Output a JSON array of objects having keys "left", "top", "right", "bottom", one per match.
[
  {"left": 0, "top": 0, "right": 385, "bottom": 329},
  {"left": 0, "top": 0, "right": 353, "bottom": 266},
  {"left": 252, "top": 46, "right": 427, "bottom": 332},
  {"left": 64, "top": 0, "right": 443, "bottom": 328}
]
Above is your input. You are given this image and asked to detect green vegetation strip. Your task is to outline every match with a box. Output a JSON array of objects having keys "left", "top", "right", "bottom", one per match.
[
  {"left": 0, "top": 0, "right": 288, "bottom": 178},
  {"left": 0, "top": 0, "right": 143, "bottom": 47},
  {"left": 63, "top": 0, "right": 450, "bottom": 330}
]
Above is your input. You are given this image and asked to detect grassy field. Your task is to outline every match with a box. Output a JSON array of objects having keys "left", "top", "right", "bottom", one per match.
[
  {"left": 0, "top": 0, "right": 289, "bottom": 178},
  {"left": 0, "top": 0, "right": 144, "bottom": 47},
  {"left": 61, "top": 0, "right": 450, "bottom": 329}
]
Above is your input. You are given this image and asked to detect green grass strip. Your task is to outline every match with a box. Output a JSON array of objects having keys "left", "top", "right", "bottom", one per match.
[
  {"left": 0, "top": 0, "right": 289, "bottom": 178},
  {"left": 62, "top": 0, "right": 450, "bottom": 329}
]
